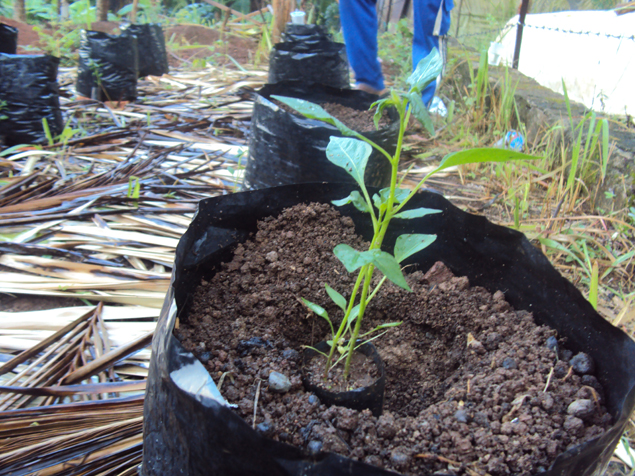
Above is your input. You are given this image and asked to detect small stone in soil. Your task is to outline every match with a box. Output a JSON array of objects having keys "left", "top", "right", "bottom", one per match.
[
  {"left": 502, "top": 357, "right": 517, "bottom": 369},
  {"left": 454, "top": 409, "right": 468, "bottom": 423},
  {"left": 237, "top": 337, "right": 271, "bottom": 356},
  {"left": 570, "top": 352, "right": 595, "bottom": 374},
  {"left": 567, "top": 399, "right": 596, "bottom": 420},
  {"left": 269, "top": 371, "right": 291, "bottom": 393},
  {"left": 546, "top": 335, "right": 559, "bottom": 354},
  {"left": 282, "top": 349, "right": 300, "bottom": 361},
  {"left": 307, "top": 440, "right": 323, "bottom": 455},
  {"left": 257, "top": 422, "right": 274, "bottom": 435}
]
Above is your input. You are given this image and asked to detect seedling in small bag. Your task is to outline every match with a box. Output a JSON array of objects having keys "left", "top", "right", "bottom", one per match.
[{"left": 275, "top": 48, "right": 535, "bottom": 380}]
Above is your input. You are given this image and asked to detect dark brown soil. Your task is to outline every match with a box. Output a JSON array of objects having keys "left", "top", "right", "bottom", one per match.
[
  {"left": 273, "top": 99, "right": 391, "bottom": 132},
  {"left": 176, "top": 202, "right": 611, "bottom": 476}
]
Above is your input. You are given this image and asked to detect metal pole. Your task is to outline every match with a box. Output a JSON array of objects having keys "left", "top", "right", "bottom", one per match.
[
  {"left": 454, "top": 0, "right": 463, "bottom": 38},
  {"left": 512, "top": 0, "right": 530, "bottom": 69}
]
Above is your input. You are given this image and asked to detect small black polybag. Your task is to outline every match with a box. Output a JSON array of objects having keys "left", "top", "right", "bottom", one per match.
[
  {"left": 76, "top": 30, "right": 138, "bottom": 102},
  {"left": 142, "top": 183, "right": 635, "bottom": 476},
  {"left": 0, "top": 23, "right": 18, "bottom": 54},
  {"left": 303, "top": 341, "right": 386, "bottom": 417},
  {"left": 0, "top": 54, "right": 63, "bottom": 146},
  {"left": 268, "top": 39, "right": 349, "bottom": 88},
  {"left": 120, "top": 23, "right": 168, "bottom": 78},
  {"left": 244, "top": 82, "right": 397, "bottom": 190}
]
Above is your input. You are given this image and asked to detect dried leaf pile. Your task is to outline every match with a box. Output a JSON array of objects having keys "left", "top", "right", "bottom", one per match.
[{"left": 0, "top": 63, "right": 266, "bottom": 474}]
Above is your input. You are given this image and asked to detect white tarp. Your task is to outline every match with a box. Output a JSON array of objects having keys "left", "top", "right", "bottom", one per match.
[{"left": 490, "top": 10, "right": 635, "bottom": 116}]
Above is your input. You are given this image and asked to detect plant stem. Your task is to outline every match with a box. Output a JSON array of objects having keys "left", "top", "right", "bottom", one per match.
[
  {"left": 324, "top": 266, "right": 367, "bottom": 380},
  {"left": 341, "top": 99, "right": 408, "bottom": 379},
  {"left": 343, "top": 263, "right": 375, "bottom": 377}
]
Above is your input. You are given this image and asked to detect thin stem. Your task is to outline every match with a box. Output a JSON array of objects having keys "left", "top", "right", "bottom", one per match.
[
  {"left": 343, "top": 263, "right": 375, "bottom": 378},
  {"left": 342, "top": 100, "right": 410, "bottom": 379},
  {"left": 324, "top": 266, "right": 366, "bottom": 379}
]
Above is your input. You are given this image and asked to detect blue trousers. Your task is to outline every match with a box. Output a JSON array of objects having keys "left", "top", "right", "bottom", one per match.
[{"left": 339, "top": 0, "right": 453, "bottom": 104}]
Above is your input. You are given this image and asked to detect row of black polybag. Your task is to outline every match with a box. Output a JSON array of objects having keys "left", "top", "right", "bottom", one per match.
[
  {"left": 244, "top": 24, "right": 398, "bottom": 190},
  {"left": 0, "top": 22, "right": 167, "bottom": 146},
  {"left": 0, "top": 20, "right": 63, "bottom": 147},
  {"left": 76, "top": 24, "right": 169, "bottom": 102}
]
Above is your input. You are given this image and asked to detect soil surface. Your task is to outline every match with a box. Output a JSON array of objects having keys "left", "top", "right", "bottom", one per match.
[
  {"left": 177, "top": 202, "right": 612, "bottom": 476},
  {"left": 274, "top": 99, "right": 391, "bottom": 132}
]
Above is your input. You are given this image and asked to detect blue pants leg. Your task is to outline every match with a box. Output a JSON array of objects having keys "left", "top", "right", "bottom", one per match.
[
  {"left": 339, "top": 0, "right": 385, "bottom": 91},
  {"left": 412, "top": 0, "right": 444, "bottom": 105}
]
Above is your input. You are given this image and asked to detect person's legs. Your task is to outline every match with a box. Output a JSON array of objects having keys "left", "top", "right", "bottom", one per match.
[
  {"left": 339, "top": 0, "right": 385, "bottom": 92},
  {"left": 412, "top": 0, "right": 443, "bottom": 105}
]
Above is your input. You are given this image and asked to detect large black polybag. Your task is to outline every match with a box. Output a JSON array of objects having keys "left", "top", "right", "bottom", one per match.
[
  {"left": 268, "top": 37, "right": 349, "bottom": 88},
  {"left": 0, "top": 23, "right": 18, "bottom": 54},
  {"left": 244, "top": 82, "right": 398, "bottom": 190},
  {"left": 142, "top": 182, "right": 635, "bottom": 476},
  {"left": 76, "top": 30, "right": 138, "bottom": 102},
  {"left": 0, "top": 54, "right": 63, "bottom": 146},
  {"left": 120, "top": 23, "right": 168, "bottom": 78}
]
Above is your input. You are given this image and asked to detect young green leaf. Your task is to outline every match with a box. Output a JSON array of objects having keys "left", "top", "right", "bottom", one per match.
[
  {"left": 300, "top": 298, "right": 329, "bottom": 320},
  {"left": 393, "top": 207, "right": 442, "bottom": 219},
  {"left": 394, "top": 234, "right": 437, "bottom": 262},
  {"left": 347, "top": 304, "right": 361, "bottom": 325},
  {"left": 406, "top": 92, "right": 435, "bottom": 136},
  {"left": 332, "top": 191, "right": 371, "bottom": 213},
  {"left": 325, "top": 284, "right": 347, "bottom": 311},
  {"left": 430, "top": 148, "right": 537, "bottom": 178},
  {"left": 372, "top": 187, "right": 410, "bottom": 210},
  {"left": 369, "top": 250, "right": 411, "bottom": 291},
  {"left": 326, "top": 137, "right": 371, "bottom": 189},
  {"left": 334, "top": 244, "right": 374, "bottom": 273},
  {"left": 407, "top": 49, "right": 442, "bottom": 94},
  {"left": 271, "top": 95, "right": 356, "bottom": 136},
  {"left": 301, "top": 297, "right": 334, "bottom": 336},
  {"left": 374, "top": 321, "right": 402, "bottom": 330},
  {"left": 371, "top": 97, "right": 392, "bottom": 130}
]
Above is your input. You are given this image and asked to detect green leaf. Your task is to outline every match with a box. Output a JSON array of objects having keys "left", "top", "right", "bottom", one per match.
[
  {"left": 369, "top": 250, "right": 411, "bottom": 291},
  {"left": 300, "top": 298, "right": 329, "bottom": 320},
  {"left": 325, "top": 284, "right": 347, "bottom": 311},
  {"left": 271, "top": 95, "right": 355, "bottom": 136},
  {"left": 407, "top": 48, "right": 442, "bottom": 94},
  {"left": 372, "top": 322, "right": 403, "bottom": 332},
  {"left": 332, "top": 191, "right": 371, "bottom": 213},
  {"left": 371, "top": 97, "right": 392, "bottom": 130},
  {"left": 393, "top": 207, "right": 442, "bottom": 219},
  {"left": 372, "top": 187, "right": 410, "bottom": 210},
  {"left": 333, "top": 244, "right": 374, "bottom": 273},
  {"left": 347, "top": 304, "right": 361, "bottom": 325},
  {"left": 431, "top": 148, "right": 537, "bottom": 177},
  {"left": 394, "top": 234, "right": 437, "bottom": 262},
  {"left": 326, "top": 137, "right": 371, "bottom": 188},
  {"left": 407, "top": 92, "right": 435, "bottom": 136}
]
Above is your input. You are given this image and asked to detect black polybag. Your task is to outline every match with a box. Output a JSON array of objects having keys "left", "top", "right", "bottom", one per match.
[
  {"left": 76, "top": 30, "right": 138, "bottom": 102},
  {"left": 0, "top": 23, "right": 18, "bottom": 54},
  {"left": 268, "top": 35, "right": 349, "bottom": 88},
  {"left": 120, "top": 23, "right": 168, "bottom": 78},
  {"left": 244, "top": 82, "right": 397, "bottom": 190},
  {"left": 142, "top": 182, "right": 635, "bottom": 476},
  {"left": 0, "top": 54, "right": 63, "bottom": 146},
  {"left": 281, "top": 23, "right": 333, "bottom": 44}
]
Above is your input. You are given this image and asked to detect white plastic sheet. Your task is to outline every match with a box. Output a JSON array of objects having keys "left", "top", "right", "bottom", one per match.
[{"left": 492, "top": 10, "right": 635, "bottom": 116}]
